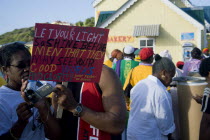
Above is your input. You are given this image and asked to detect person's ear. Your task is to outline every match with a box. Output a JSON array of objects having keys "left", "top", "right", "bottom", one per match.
[{"left": 160, "top": 70, "right": 166, "bottom": 79}]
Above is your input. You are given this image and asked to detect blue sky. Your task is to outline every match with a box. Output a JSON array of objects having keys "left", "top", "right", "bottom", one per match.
[
  {"left": 0, "top": 0, "right": 210, "bottom": 35},
  {"left": 190, "top": 0, "right": 210, "bottom": 6},
  {"left": 0, "top": 0, "right": 95, "bottom": 35}
]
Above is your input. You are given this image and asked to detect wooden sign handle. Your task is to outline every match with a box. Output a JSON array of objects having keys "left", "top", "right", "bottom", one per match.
[{"left": 56, "top": 82, "right": 68, "bottom": 118}]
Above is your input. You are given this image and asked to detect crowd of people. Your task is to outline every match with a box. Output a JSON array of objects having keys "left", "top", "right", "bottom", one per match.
[
  {"left": 104, "top": 45, "right": 210, "bottom": 140},
  {"left": 0, "top": 41, "right": 210, "bottom": 140}
]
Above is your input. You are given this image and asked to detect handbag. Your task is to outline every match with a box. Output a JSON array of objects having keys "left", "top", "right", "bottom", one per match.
[{"left": 124, "top": 68, "right": 134, "bottom": 98}]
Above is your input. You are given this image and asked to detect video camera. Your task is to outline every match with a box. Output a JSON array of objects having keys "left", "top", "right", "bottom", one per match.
[{"left": 25, "top": 80, "right": 54, "bottom": 104}]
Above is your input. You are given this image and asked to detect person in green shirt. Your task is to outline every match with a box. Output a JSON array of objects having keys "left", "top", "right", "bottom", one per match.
[{"left": 113, "top": 45, "right": 139, "bottom": 86}]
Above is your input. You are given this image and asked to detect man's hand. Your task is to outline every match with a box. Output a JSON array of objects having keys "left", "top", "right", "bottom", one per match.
[
  {"left": 52, "top": 84, "right": 78, "bottom": 112},
  {"left": 192, "top": 94, "right": 203, "bottom": 104}
]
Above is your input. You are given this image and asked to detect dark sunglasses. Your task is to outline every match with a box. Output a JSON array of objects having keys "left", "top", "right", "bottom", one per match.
[{"left": 9, "top": 63, "right": 30, "bottom": 69}]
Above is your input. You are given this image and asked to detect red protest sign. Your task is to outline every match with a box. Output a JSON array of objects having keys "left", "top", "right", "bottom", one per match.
[{"left": 29, "top": 23, "right": 109, "bottom": 83}]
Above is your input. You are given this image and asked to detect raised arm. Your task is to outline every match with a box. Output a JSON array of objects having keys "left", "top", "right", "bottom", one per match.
[
  {"left": 54, "top": 65, "right": 126, "bottom": 134},
  {"left": 81, "top": 65, "right": 126, "bottom": 134}
]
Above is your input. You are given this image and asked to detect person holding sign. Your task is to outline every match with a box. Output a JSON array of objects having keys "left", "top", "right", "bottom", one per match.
[
  {"left": 0, "top": 42, "right": 61, "bottom": 140},
  {"left": 52, "top": 65, "right": 127, "bottom": 140},
  {"left": 28, "top": 23, "right": 125, "bottom": 140}
]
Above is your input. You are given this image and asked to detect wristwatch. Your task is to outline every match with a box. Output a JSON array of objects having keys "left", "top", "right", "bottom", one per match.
[{"left": 72, "top": 103, "right": 83, "bottom": 117}]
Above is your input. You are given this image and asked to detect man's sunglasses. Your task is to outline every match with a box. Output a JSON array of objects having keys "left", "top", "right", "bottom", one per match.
[{"left": 9, "top": 63, "right": 30, "bottom": 69}]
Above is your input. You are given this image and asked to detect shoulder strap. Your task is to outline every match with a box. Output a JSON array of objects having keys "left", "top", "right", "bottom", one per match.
[{"left": 94, "top": 83, "right": 102, "bottom": 95}]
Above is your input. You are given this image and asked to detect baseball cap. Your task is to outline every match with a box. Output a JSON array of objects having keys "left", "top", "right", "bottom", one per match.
[
  {"left": 203, "top": 48, "right": 209, "bottom": 53},
  {"left": 139, "top": 48, "right": 154, "bottom": 60}
]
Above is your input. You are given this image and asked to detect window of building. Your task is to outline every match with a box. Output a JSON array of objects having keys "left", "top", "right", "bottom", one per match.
[{"left": 139, "top": 38, "right": 155, "bottom": 49}]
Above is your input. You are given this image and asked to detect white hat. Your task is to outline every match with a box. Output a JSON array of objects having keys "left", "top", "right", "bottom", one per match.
[
  {"left": 123, "top": 45, "right": 135, "bottom": 54},
  {"left": 159, "top": 50, "right": 172, "bottom": 60}
]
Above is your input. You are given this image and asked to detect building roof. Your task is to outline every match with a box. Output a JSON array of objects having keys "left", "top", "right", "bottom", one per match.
[
  {"left": 182, "top": 0, "right": 193, "bottom": 7},
  {"left": 181, "top": 8, "right": 205, "bottom": 25},
  {"left": 96, "top": 11, "right": 116, "bottom": 27},
  {"left": 97, "top": 0, "right": 138, "bottom": 28},
  {"left": 97, "top": 0, "right": 204, "bottom": 30},
  {"left": 203, "top": 6, "right": 210, "bottom": 23},
  {"left": 133, "top": 24, "right": 160, "bottom": 37}
]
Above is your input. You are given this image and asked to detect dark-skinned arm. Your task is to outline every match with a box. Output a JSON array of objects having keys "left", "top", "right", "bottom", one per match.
[
  {"left": 80, "top": 66, "right": 126, "bottom": 134},
  {"left": 0, "top": 102, "right": 31, "bottom": 139},
  {"left": 53, "top": 65, "right": 126, "bottom": 134}
]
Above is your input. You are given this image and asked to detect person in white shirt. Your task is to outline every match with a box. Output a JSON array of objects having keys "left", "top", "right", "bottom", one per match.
[
  {"left": 0, "top": 42, "right": 61, "bottom": 140},
  {"left": 127, "top": 54, "right": 176, "bottom": 140}
]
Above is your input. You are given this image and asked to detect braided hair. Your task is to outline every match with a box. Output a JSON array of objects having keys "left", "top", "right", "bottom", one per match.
[{"left": 152, "top": 54, "right": 175, "bottom": 75}]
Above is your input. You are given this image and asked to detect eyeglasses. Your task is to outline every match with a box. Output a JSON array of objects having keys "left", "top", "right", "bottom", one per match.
[{"left": 9, "top": 63, "right": 29, "bottom": 69}]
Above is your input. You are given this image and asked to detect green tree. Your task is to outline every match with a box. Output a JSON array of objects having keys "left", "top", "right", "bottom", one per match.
[
  {"left": 0, "top": 17, "right": 95, "bottom": 45},
  {"left": 84, "top": 17, "right": 95, "bottom": 27},
  {"left": 75, "top": 21, "right": 84, "bottom": 27},
  {"left": 0, "top": 27, "right": 34, "bottom": 45}
]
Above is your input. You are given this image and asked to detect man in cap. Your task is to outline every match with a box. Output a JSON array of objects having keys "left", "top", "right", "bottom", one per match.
[
  {"left": 123, "top": 47, "right": 154, "bottom": 110},
  {"left": 113, "top": 45, "right": 139, "bottom": 86},
  {"left": 202, "top": 48, "right": 209, "bottom": 58},
  {"left": 176, "top": 61, "right": 184, "bottom": 70}
]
